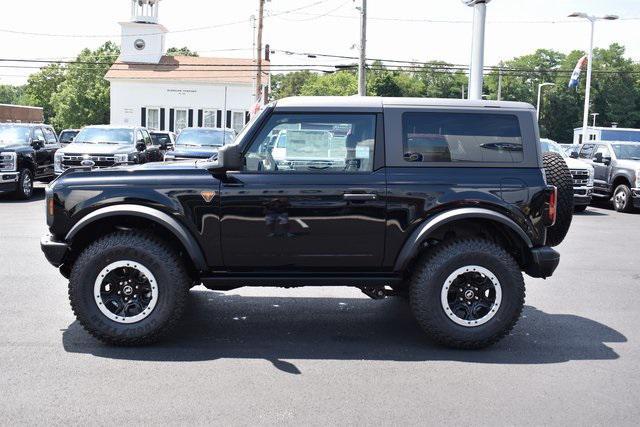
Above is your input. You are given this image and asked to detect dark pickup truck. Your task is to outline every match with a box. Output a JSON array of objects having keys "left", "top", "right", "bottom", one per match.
[
  {"left": 0, "top": 123, "right": 59, "bottom": 199},
  {"left": 41, "top": 97, "right": 571, "bottom": 349}
]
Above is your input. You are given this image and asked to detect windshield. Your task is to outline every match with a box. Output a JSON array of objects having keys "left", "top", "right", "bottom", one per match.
[
  {"left": 74, "top": 127, "right": 133, "bottom": 144},
  {"left": 540, "top": 139, "right": 567, "bottom": 158},
  {"left": 176, "top": 129, "right": 234, "bottom": 147},
  {"left": 611, "top": 144, "right": 640, "bottom": 160},
  {"left": 150, "top": 133, "right": 171, "bottom": 145},
  {"left": 59, "top": 130, "right": 79, "bottom": 143},
  {"left": 0, "top": 125, "right": 30, "bottom": 145}
]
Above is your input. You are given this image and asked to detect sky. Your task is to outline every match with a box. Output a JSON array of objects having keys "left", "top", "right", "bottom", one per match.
[{"left": 1, "top": 0, "right": 640, "bottom": 85}]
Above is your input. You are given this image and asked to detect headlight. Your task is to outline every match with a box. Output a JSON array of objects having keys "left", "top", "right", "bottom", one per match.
[
  {"left": 0, "top": 152, "right": 17, "bottom": 172},
  {"left": 54, "top": 151, "right": 64, "bottom": 173},
  {"left": 587, "top": 167, "right": 595, "bottom": 186},
  {"left": 113, "top": 153, "right": 129, "bottom": 164}
]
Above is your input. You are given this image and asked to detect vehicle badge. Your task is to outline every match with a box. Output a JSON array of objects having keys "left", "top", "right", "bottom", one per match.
[
  {"left": 201, "top": 191, "right": 216, "bottom": 203},
  {"left": 81, "top": 159, "right": 95, "bottom": 167}
]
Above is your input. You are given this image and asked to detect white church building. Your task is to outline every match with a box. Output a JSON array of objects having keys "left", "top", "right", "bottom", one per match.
[{"left": 105, "top": 0, "right": 266, "bottom": 134}]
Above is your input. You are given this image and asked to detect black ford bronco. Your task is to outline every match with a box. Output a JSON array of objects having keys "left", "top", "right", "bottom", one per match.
[
  {"left": 41, "top": 97, "right": 572, "bottom": 349},
  {"left": 0, "top": 123, "right": 60, "bottom": 199}
]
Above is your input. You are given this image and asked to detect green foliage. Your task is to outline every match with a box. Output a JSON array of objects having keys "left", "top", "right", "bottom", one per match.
[
  {"left": 166, "top": 47, "right": 199, "bottom": 57},
  {"left": 0, "top": 85, "right": 25, "bottom": 104},
  {"left": 299, "top": 71, "right": 358, "bottom": 96},
  {"left": 271, "top": 70, "right": 315, "bottom": 99},
  {"left": 50, "top": 41, "right": 120, "bottom": 129},
  {"left": 21, "top": 64, "right": 65, "bottom": 122}
]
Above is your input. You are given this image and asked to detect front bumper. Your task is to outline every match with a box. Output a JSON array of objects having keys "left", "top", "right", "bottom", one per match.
[
  {"left": 573, "top": 186, "right": 593, "bottom": 206},
  {"left": 632, "top": 188, "right": 640, "bottom": 208},
  {"left": 525, "top": 246, "right": 560, "bottom": 279},
  {"left": 0, "top": 172, "right": 19, "bottom": 191},
  {"left": 40, "top": 234, "right": 69, "bottom": 267}
]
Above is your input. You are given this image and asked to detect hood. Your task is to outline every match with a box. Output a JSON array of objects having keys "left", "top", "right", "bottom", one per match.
[
  {"left": 0, "top": 142, "right": 29, "bottom": 151},
  {"left": 564, "top": 156, "right": 593, "bottom": 172},
  {"left": 58, "top": 142, "right": 134, "bottom": 155},
  {"left": 169, "top": 145, "right": 220, "bottom": 159},
  {"left": 123, "top": 159, "right": 199, "bottom": 171}
]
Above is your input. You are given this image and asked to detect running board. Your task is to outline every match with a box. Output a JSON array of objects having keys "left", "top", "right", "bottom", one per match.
[{"left": 200, "top": 273, "right": 402, "bottom": 289}]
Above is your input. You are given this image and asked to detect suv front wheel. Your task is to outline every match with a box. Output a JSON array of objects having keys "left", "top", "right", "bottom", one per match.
[
  {"left": 14, "top": 168, "right": 33, "bottom": 200},
  {"left": 409, "top": 238, "right": 525, "bottom": 349},
  {"left": 69, "top": 231, "right": 190, "bottom": 345}
]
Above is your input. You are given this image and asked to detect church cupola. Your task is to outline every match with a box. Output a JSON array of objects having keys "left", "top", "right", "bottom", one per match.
[{"left": 119, "top": 0, "right": 167, "bottom": 63}]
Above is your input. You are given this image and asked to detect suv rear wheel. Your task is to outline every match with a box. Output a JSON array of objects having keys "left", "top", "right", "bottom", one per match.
[
  {"left": 69, "top": 231, "right": 189, "bottom": 345},
  {"left": 409, "top": 239, "right": 525, "bottom": 349}
]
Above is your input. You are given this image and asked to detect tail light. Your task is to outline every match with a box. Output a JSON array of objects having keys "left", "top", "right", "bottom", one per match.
[{"left": 544, "top": 186, "right": 558, "bottom": 226}]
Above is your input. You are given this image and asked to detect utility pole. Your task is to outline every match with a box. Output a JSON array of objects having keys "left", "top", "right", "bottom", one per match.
[
  {"left": 461, "top": 84, "right": 465, "bottom": 99},
  {"left": 358, "top": 0, "right": 367, "bottom": 96},
  {"left": 255, "top": 0, "right": 265, "bottom": 103},
  {"left": 464, "top": 0, "right": 491, "bottom": 100},
  {"left": 497, "top": 67, "right": 503, "bottom": 101}
]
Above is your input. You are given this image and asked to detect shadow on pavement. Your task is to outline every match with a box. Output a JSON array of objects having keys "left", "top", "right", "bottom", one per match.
[
  {"left": 0, "top": 187, "right": 45, "bottom": 203},
  {"left": 62, "top": 291, "right": 626, "bottom": 373},
  {"left": 574, "top": 209, "right": 608, "bottom": 216}
]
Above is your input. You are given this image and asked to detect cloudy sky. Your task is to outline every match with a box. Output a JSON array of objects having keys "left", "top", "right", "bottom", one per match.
[{"left": 1, "top": 0, "right": 639, "bottom": 85}]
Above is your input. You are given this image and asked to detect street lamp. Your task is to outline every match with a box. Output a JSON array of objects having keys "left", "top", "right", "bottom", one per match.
[
  {"left": 463, "top": 0, "right": 492, "bottom": 100},
  {"left": 536, "top": 83, "right": 555, "bottom": 121},
  {"left": 568, "top": 12, "right": 619, "bottom": 143}
]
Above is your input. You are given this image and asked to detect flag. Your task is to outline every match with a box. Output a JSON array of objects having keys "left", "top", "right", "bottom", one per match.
[{"left": 568, "top": 55, "right": 588, "bottom": 89}]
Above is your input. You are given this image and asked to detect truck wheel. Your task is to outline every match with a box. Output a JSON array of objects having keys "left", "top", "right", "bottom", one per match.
[
  {"left": 409, "top": 239, "right": 525, "bottom": 349},
  {"left": 612, "top": 184, "right": 633, "bottom": 213},
  {"left": 69, "top": 231, "right": 189, "bottom": 345},
  {"left": 542, "top": 152, "right": 573, "bottom": 246},
  {"left": 14, "top": 169, "right": 33, "bottom": 200}
]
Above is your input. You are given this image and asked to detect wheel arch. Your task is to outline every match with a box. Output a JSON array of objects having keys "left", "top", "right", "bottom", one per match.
[
  {"left": 64, "top": 204, "right": 207, "bottom": 273},
  {"left": 393, "top": 208, "right": 533, "bottom": 273},
  {"left": 612, "top": 174, "right": 632, "bottom": 191}
]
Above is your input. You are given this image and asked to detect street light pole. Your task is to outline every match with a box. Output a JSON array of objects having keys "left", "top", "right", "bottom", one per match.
[
  {"left": 536, "top": 83, "right": 555, "bottom": 121},
  {"left": 358, "top": 0, "right": 367, "bottom": 96},
  {"left": 463, "top": 0, "right": 491, "bottom": 100},
  {"left": 568, "top": 12, "right": 619, "bottom": 144}
]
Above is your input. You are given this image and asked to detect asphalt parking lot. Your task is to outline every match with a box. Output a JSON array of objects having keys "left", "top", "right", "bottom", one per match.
[{"left": 0, "top": 186, "right": 638, "bottom": 425}]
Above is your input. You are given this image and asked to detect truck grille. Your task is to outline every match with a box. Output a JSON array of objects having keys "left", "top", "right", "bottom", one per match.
[
  {"left": 570, "top": 169, "right": 590, "bottom": 187},
  {"left": 62, "top": 154, "right": 116, "bottom": 170}
]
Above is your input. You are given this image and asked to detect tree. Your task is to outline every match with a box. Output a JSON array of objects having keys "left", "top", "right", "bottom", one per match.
[
  {"left": 0, "top": 85, "right": 25, "bottom": 105},
  {"left": 299, "top": 71, "right": 358, "bottom": 96},
  {"left": 51, "top": 41, "right": 120, "bottom": 129},
  {"left": 166, "top": 47, "right": 199, "bottom": 57},
  {"left": 270, "top": 70, "right": 315, "bottom": 99},
  {"left": 21, "top": 64, "right": 66, "bottom": 123}
]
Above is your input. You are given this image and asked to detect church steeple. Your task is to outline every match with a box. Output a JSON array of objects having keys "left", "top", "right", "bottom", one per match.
[{"left": 120, "top": 0, "right": 167, "bottom": 63}]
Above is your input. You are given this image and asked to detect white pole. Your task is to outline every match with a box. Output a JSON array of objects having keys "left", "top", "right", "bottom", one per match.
[
  {"left": 497, "top": 67, "right": 502, "bottom": 101},
  {"left": 581, "top": 19, "right": 595, "bottom": 144},
  {"left": 468, "top": 1, "right": 487, "bottom": 100},
  {"left": 358, "top": 0, "right": 367, "bottom": 96},
  {"left": 536, "top": 84, "right": 543, "bottom": 121}
]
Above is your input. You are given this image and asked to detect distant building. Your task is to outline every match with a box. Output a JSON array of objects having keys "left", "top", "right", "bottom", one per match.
[
  {"left": 0, "top": 104, "right": 44, "bottom": 123},
  {"left": 573, "top": 126, "right": 640, "bottom": 144},
  {"left": 105, "top": 0, "right": 267, "bottom": 134}
]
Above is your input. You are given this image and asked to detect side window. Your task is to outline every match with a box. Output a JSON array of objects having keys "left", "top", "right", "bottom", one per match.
[
  {"left": 136, "top": 130, "right": 145, "bottom": 144},
  {"left": 402, "top": 112, "right": 523, "bottom": 163},
  {"left": 43, "top": 127, "right": 58, "bottom": 144},
  {"left": 593, "top": 144, "right": 610, "bottom": 158},
  {"left": 244, "top": 114, "right": 376, "bottom": 173},
  {"left": 143, "top": 130, "right": 153, "bottom": 146},
  {"left": 579, "top": 144, "right": 595, "bottom": 159},
  {"left": 32, "top": 128, "right": 45, "bottom": 142}
]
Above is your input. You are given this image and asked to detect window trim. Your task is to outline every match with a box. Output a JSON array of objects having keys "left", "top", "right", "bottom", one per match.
[
  {"left": 145, "top": 107, "right": 161, "bottom": 131},
  {"left": 240, "top": 112, "right": 379, "bottom": 175}
]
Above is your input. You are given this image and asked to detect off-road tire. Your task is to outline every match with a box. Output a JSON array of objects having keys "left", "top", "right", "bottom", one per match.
[
  {"left": 543, "top": 152, "right": 573, "bottom": 246},
  {"left": 574, "top": 204, "right": 588, "bottom": 213},
  {"left": 409, "top": 238, "right": 525, "bottom": 349},
  {"left": 612, "top": 184, "right": 633, "bottom": 213},
  {"left": 69, "top": 231, "right": 190, "bottom": 345},
  {"left": 14, "top": 168, "right": 33, "bottom": 200}
]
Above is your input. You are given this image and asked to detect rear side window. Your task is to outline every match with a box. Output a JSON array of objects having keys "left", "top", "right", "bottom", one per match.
[{"left": 402, "top": 112, "right": 523, "bottom": 163}]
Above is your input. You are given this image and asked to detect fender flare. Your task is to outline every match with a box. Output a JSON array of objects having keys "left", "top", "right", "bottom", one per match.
[
  {"left": 65, "top": 204, "right": 207, "bottom": 271},
  {"left": 393, "top": 207, "right": 533, "bottom": 272}
]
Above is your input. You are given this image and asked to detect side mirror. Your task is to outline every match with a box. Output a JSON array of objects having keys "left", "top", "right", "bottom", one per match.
[
  {"left": 158, "top": 142, "right": 167, "bottom": 150},
  {"left": 31, "top": 138, "right": 45, "bottom": 149},
  {"left": 603, "top": 156, "right": 612, "bottom": 166},
  {"left": 569, "top": 151, "right": 579, "bottom": 159},
  {"left": 593, "top": 152, "right": 603, "bottom": 163},
  {"left": 136, "top": 140, "right": 146, "bottom": 151},
  {"left": 210, "top": 144, "right": 243, "bottom": 174}
]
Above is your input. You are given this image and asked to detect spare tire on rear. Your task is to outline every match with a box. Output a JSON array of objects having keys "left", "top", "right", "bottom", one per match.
[{"left": 543, "top": 152, "right": 574, "bottom": 246}]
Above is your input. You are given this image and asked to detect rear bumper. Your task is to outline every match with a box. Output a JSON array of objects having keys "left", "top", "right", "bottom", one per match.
[
  {"left": 40, "top": 234, "right": 69, "bottom": 267},
  {"left": 525, "top": 246, "right": 560, "bottom": 279}
]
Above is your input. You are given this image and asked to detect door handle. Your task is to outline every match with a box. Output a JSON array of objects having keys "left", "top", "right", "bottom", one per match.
[{"left": 343, "top": 193, "right": 377, "bottom": 201}]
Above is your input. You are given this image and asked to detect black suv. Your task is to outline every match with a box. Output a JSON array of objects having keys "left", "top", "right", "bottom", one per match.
[
  {"left": 574, "top": 141, "right": 640, "bottom": 212},
  {"left": 54, "top": 125, "right": 165, "bottom": 175},
  {"left": 0, "top": 123, "right": 59, "bottom": 199},
  {"left": 41, "top": 97, "right": 570, "bottom": 349}
]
